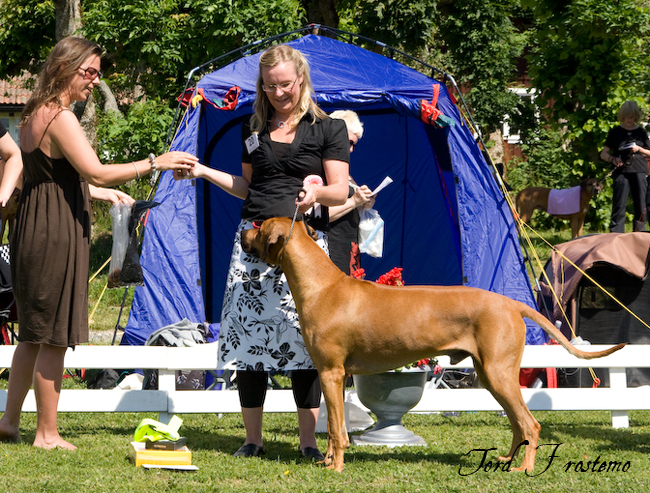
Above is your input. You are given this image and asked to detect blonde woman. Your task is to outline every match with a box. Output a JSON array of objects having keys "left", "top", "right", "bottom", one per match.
[{"left": 180, "top": 44, "right": 349, "bottom": 460}]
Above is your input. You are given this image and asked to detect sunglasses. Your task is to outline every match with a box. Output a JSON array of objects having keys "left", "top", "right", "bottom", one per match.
[
  {"left": 349, "top": 140, "right": 357, "bottom": 151},
  {"left": 262, "top": 76, "right": 298, "bottom": 93},
  {"left": 78, "top": 66, "right": 102, "bottom": 80}
]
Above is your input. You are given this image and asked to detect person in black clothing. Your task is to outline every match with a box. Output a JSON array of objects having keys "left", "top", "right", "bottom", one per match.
[
  {"left": 328, "top": 110, "right": 374, "bottom": 276},
  {"left": 178, "top": 44, "right": 349, "bottom": 461},
  {"left": 600, "top": 101, "right": 650, "bottom": 232}
]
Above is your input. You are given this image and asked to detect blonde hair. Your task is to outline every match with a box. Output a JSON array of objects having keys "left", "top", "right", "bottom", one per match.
[
  {"left": 617, "top": 101, "right": 643, "bottom": 124},
  {"left": 250, "top": 44, "right": 326, "bottom": 133},
  {"left": 329, "top": 110, "right": 364, "bottom": 139},
  {"left": 20, "top": 37, "right": 103, "bottom": 126}
]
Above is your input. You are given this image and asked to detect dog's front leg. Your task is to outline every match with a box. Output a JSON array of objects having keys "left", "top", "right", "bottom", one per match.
[{"left": 320, "top": 366, "right": 348, "bottom": 472}]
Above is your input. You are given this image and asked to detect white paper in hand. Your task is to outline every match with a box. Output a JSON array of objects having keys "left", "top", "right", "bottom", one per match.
[{"left": 371, "top": 176, "right": 393, "bottom": 195}]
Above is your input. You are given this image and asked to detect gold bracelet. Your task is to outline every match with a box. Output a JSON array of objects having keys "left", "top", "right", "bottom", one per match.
[{"left": 132, "top": 162, "right": 140, "bottom": 179}]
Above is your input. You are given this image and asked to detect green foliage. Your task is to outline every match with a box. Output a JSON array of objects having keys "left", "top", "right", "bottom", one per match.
[
  {"left": 507, "top": 128, "right": 573, "bottom": 192},
  {"left": 82, "top": 0, "right": 187, "bottom": 100},
  {"left": 349, "top": 0, "right": 437, "bottom": 53},
  {"left": 436, "top": 0, "right": 527, "bottom": 134},
  {"left": 82, "top": 0, "right": 304, "bottom": 100},
  {"left": 97, "top": 99, "right": 174, "bottom": 164},
  {"left": 511, "top": 0, "right": 650, "bottom": 230},
  {"left": 524, "top": 0, "right": 650, "bottom": 166},
  {"left": 0, "top": 0, "right": 55, "bottom": 76},
  {"left": 94, "top": 97, "right": 175, "bottom": 212}
]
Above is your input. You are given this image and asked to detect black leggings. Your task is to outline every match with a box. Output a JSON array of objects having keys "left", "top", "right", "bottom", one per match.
[
  {"left": 237, "top": 369, "right": 321, "bottom": 409},
  {"left": 610, "top": 172, "right": 647, "bottom": 232}
]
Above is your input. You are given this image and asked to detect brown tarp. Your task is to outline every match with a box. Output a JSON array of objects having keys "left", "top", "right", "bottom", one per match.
[{"left": 538, "top": 232, "right": 650, "bottom": 331}]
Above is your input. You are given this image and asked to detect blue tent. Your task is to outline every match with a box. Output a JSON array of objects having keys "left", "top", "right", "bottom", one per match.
[{"left": 123, "top": 32, "right": 545, "bottom": 346}]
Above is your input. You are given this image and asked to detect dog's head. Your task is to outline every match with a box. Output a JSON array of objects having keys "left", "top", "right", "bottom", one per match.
[
  {"left": 241, "top": 217, "right": 318, "bottom": 265},
  {"left": 581, "top": 178, "right": 603, "bottom": 197}
]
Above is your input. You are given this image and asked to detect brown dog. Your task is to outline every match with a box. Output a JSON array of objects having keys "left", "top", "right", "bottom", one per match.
[
  {"left": 241, "top": 217, "right": 624, "bottom": 473},
  {"left": 515, "top": 178, "right": 603, "bottom": 238}
]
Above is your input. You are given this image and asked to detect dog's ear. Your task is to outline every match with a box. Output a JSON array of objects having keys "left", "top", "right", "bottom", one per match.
[
  {"left": 263, "top": 228, "right": 285, "bottom": 264},
  {"left": 303, "top": 221, "right": 319, "bottom": 241}
]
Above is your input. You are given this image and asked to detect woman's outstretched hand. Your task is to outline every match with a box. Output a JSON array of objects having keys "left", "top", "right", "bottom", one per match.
[
  {"left": 155, "top": 151, "right": 199, "bottom": 173},
  {"left": 173, "top": 161, "right": 207, "bottom": 181}
]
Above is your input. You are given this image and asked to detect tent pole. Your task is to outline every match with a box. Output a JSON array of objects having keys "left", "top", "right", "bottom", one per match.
[{"left": 111, "top": 287, "right": 130, "bottom": 345}]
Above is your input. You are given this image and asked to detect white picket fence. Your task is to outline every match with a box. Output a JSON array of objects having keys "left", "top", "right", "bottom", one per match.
[{"left": 1, "top": 344, "right": 649, "bottom": 429}]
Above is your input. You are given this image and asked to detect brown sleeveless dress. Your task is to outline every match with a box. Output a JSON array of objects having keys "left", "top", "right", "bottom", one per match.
[{"left": 12, "top": 125, "right": 92, "bottom": 348}]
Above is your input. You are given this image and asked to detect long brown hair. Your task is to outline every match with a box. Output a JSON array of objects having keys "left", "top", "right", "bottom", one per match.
[
  {"left": 250, "top": 44, "right": 326, "bottom": 133},
  {"left": 20, "top": 37, "right": 103, "bottom": 126}
]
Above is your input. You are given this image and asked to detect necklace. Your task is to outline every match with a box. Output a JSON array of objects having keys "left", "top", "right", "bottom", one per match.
[{"left": 275, "top": 115, "right": 292, "bottom": 129}]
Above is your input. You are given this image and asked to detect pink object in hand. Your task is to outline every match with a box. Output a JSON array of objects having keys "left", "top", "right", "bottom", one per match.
[{"left": 303, "top": 175, "right": 323, "bottom": 187}]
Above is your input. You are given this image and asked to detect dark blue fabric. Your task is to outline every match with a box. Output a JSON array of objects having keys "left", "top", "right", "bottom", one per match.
[{"left": 124, "top": 34, "right": 546, "bottom": 347}]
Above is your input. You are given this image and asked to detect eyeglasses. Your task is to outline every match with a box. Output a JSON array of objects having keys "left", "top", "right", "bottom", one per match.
[
  {"left": 78, "top": 66, "right": 102, "bottom": 80},
  {"left": 262, "top": 76, "right": 298, "bottom": 93}
]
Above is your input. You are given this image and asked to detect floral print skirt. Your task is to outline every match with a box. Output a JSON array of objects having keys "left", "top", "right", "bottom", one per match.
[{"left": 217, "top": 220, "right": 328, "bottom": 371}]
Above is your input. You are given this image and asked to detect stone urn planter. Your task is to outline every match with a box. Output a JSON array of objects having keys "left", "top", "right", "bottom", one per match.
[{"left": 351, "top": 371, "right": 427, "bottom": 446}]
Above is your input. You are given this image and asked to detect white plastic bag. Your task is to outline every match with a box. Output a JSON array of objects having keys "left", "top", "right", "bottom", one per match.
[
  {"left": 108, "top": 203, "right": 131, "bottom": 288},
  {"left": 358, "top": 207, "right": 384, "bottom": 258}
]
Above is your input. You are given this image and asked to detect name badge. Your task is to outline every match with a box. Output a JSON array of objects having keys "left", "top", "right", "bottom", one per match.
[{"left": 245, "top": 133, "right": 260, "bottom": 154}]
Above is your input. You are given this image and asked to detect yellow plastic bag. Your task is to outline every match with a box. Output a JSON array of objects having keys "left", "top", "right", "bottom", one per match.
[{"left": 133, "top": 415, "right": 183, "bottom": 443}]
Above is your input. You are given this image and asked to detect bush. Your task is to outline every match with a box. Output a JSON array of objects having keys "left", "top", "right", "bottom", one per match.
[{"left": 94, "top": 98, "right": 176, "bottom": 228}]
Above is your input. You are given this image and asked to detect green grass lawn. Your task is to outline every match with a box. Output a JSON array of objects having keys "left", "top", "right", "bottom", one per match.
[{"left": 1, "top": 409, "right": 648, "bottom": 492}]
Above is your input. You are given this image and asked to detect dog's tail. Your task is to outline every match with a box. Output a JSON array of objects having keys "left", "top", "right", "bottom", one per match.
[{"left": 520, "top": 304, "right": 626, "bottom": 359}]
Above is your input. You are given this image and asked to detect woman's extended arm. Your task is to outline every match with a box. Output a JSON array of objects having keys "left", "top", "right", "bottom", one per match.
[
  {"left": 88, "top": 185, "right": 135, "bottom": 205},
  {"left": 600, "top": 146, "right": 623, "bottom": 167},
  {"left": 174, "top": 161, "right": 251, "bottom": 200},
  {"left": 48, "top": 110, "right": 197, "bottom": 187},
  {"left": 329, "top": 184, "right": 375, "bottom": 222}
]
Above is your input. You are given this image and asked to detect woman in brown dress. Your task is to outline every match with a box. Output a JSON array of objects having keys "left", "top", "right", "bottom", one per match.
[{"left": 0, "top": 37, "right": 197, "bottom": 450}]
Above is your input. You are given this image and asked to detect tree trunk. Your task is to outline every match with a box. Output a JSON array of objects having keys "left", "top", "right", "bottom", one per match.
[
  {"left": 487, "top": 129, "right": 505, "bottom": 168},
  {"left": 54, "top": 0, "right": 82, "bottom": 39},
  {"left": 97, "top": 80, "right": 122, "bottom": 116},
  {"left": 54, "top": 0, "right": 103, "bottom": 151}
]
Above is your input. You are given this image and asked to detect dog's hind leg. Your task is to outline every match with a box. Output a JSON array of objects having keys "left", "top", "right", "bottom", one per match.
[
  {"left": 473, "top": 359, "right": 541, "bottom": 472},
  {"left": 319, "top": 366, "right": 349, "bottom": 472}
]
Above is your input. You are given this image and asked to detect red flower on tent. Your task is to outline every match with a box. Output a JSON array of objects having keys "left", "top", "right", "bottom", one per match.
[{"left": 375, "top": 267, "right": 404, "bottom": 286}]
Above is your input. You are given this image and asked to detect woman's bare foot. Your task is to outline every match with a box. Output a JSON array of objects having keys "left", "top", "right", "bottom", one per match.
[
  {"left": 33, "top": 436, "right": 77, "bottom": 451},
  {"left": 0, "top": 422, "right": 21, "bottom": 443}
]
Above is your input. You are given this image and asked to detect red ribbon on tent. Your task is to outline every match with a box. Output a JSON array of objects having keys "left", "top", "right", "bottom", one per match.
[
  {"left": 420, "top": 84, "right": 454, "bottom": 128},
  {"left": 177, "top": 86, "right": 241, "bottom": 111},
  {"left": 420, "top": 84, "right": 441, "bottom": 124}
]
